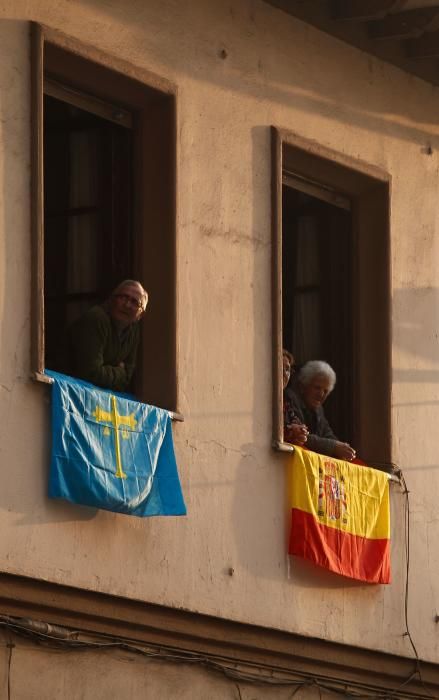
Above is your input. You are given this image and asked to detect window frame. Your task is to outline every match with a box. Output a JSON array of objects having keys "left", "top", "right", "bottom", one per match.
[
  {"left": 31, "top": 24, "right": 182, "bottom": 419},
  {"left": 272, "top": 127, "right": 392, "bottom": 467}
]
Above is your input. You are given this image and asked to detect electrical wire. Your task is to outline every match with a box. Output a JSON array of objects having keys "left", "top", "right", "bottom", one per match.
[
  {"left": 401, "top": 472, "right": 419, "bottom": 659},
  {"left": 367, "top": 462, "right": 433, "bottom": 699},
  {"left": 399, "top": 471, "right": 435, "bottom": 699},
  {"left": 6, "top": 641, "right": 13, "bottom": 700},
  {"left": 234, "top": 681, "right": 243, "bottom": 699},
  {"left": 0, "top": 615, "right": 433, "bottom": 700}
]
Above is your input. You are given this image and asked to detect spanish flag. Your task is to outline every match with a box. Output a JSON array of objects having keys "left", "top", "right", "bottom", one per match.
[{"left": 288, "top": 446, "right": 390, "bottom": 583}]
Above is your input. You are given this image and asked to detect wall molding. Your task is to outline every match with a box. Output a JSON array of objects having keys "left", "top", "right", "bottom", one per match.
[{"left": 0, "top": 571, "right": 436, "bottom": 697}]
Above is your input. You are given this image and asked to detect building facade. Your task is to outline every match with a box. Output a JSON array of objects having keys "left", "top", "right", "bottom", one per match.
[{"left": 0, "top": 0, "right": 438, "bottom": 697}]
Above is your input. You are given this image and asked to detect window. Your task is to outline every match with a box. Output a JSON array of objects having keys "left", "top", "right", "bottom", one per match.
[
  {"left": 282, "top": 174, "right": 353, "bottom": 443},
  {"left": 31, "top": 26, "right": 178, "bottom": 411},
  {"left": 43, "top": 81, "right": 134, "bottom": 370},
  {"left": 272, "top": 128, "right": 391, "bottom": 467}
]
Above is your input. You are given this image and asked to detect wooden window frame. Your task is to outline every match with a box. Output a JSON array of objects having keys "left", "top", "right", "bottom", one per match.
[
  {"left": 31, "top": 24, "right": 182, "bottom": 418},
  {"left": 272, "top": 127, "right": 392, "bottom": 467}
]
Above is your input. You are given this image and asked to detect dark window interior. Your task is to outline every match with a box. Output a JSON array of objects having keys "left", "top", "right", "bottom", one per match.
[
  {"left": 282, "top": 184, "right": 353, "bottom": 443},
  {"left": 272, "top": 130, "right": 391, "bottom": 467},
  {"left": 39, "top": 43, "right": 177, "bottom": 411},
  {"left": 44, "top": 94, "right": 133, "bottom": 371}
]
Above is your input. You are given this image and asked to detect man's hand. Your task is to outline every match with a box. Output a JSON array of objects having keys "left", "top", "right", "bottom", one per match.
[
  {"left": 118, "top": 362, "right": 125, "bottom": 369},
  {"left": 333, "top": 441, "right": 356, "bottom": 461}
]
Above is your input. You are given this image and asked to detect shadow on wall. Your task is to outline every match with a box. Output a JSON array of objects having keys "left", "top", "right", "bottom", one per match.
[{"left": 393, "top": 286, "right": 439, "bottom": 388}]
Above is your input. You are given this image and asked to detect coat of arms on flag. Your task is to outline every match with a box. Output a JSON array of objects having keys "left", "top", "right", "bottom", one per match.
[
  {"left": 288, "top": 446, "right": 390, "bottom": 583},
  {"left": 46, "top": 371, "right": 186, "bottom": 517}
]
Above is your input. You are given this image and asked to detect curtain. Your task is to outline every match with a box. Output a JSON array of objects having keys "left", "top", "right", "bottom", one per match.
[{"left": 292, "top": 215, "right": 320, "bottom": 363}]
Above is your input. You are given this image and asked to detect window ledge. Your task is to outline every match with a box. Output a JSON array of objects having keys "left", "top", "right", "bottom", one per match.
[
  {"left": 272, "top": 438, "right": 400, "bottom": 482},
  {"left": 32, "top": 372, "right": 184, "bottom": 422},
  {"left": 33, "top": 371, "right": 53, "bottom": 385},
  {"left": 273, "top": 440, "right": 295, "bottom": 453}
]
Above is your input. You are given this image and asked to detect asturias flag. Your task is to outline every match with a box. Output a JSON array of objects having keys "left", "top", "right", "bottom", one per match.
[
  {"left": 47, "top": 372, "right": 186, "bottom": 517},
  {"left": 288, "top": 446, "right": 390, "bottom": 583}
]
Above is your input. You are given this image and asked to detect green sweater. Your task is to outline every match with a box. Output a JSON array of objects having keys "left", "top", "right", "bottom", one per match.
[{"left": 67, "top": 305, "right": 140, "bottom": 392}]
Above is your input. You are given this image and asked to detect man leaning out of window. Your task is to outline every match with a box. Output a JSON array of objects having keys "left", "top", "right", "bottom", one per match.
[{"left": 66, "top": 280, "right": 148, "bottom": 392}]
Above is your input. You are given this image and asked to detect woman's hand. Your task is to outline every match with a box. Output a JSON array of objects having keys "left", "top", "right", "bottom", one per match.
[
  {"left": 333, "top": 441, "right": 356, "bottom": 461},
  {"left": 285, "top": 422, "right": 309, "bottom": 446}
]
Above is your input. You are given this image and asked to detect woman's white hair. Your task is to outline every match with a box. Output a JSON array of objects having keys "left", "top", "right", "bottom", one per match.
[{"left": 298, "top": 361, "right": 336, "bottom": 393}]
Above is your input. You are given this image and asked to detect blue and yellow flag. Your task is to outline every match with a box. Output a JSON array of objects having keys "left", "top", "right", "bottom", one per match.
[{"left": 47, "top": 371, "right": 186, "bottom": 517}]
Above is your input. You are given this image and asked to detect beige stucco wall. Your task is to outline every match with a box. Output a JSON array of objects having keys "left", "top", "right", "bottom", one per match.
[
  {"left": 0, "top": 0, "right": 438, "bottom": 666},
  {"left": 0, "top": 629, "right": 334, "bottom": 700}
]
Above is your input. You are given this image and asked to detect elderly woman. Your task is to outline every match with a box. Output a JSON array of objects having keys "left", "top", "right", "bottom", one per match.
[
  {"left": 283, "top": 350, "right": 309, "bottom": 446},
  {"left": 285, "top": 360, "right": 356, "bottom": 461}
]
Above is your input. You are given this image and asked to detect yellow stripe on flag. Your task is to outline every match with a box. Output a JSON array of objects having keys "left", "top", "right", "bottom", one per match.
[{"left": 288, "top": 446, "right": 390, "bottom": 540}]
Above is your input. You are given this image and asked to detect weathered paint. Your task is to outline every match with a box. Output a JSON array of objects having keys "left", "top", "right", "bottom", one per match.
[{"left": 0, "top": 0, "right": 437, "bottom": 669}]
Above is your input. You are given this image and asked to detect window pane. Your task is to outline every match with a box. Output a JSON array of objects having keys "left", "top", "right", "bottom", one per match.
[
  {"left": 64, "top": 299, "right": 98, "bottom": 328},
  {"left": 292, "top": 291, "right": 321, "bottom": 361},
  {"left": 69, "top": 130, "right": 99, "bottom": 208},
  {"left": 295, "top": 216, "right": 319, "bottom": 287},
  {"left": 66, "top": 213, "right": 102, "bottom": 294}
]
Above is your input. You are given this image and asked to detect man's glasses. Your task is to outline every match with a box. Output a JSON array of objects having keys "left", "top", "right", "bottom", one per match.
[{"left": 114, "top": 293, "right": 144, "bottom": 310}]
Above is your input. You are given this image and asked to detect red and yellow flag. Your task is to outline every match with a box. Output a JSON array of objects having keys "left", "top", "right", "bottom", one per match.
[{"left": 288, "top": 446, "right": 390, "bottom": 583}]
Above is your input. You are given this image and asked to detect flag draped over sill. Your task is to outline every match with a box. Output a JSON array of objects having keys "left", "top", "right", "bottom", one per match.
[
  {"left": 288, "top": 446, "right": 390, "bottom": 583},
  {"left": 46, "top": 371, "right": 186, "bottom": 517}
]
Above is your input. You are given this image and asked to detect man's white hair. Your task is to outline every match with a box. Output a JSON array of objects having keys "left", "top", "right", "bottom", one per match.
[
  {"left": 298, "top": 361, "right": 336, "bottom": 393},
  {"left": 112, "top": 280, "right": 148, "bottom": 310}
]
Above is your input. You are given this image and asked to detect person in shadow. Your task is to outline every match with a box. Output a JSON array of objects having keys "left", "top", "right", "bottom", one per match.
[
  {"left": 66, "top": 280, "right": 148, "bottom": 392},
  {"left": 283, "top": 350, "right": 309, "bottom": 447}
]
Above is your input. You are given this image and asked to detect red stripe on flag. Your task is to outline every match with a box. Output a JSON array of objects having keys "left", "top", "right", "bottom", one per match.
[{"left": 289, "top": 509, "right": 390, "bottom": 584}]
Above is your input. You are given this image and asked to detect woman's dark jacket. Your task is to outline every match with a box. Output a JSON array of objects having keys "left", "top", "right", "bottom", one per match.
[{"left": 284, "top": 387, "right": 338, "bottom": 457}]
